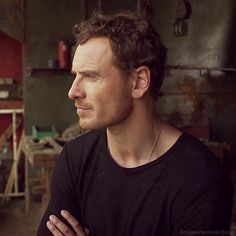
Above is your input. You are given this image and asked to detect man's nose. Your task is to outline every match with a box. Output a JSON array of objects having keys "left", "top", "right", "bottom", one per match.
[{"left": 68, "top": 77, "right": 85, "bottom": 100}]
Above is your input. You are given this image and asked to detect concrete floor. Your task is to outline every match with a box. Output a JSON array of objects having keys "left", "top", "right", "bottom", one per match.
[{"left": 0, "top": 198, "right": 41, "bottom": 236}]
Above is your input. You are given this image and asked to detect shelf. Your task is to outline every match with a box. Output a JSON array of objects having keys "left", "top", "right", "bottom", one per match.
[
  {"left": 166, "top": 65, "right": 236, "bottom": 77},
  {"left": 26, "top": 67, "right": 72, "bottom": 77}
]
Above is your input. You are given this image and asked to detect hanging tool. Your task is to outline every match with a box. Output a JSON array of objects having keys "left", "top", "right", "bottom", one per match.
[{"left": 173, "top": 0, "right": 192, "bottom": 37}]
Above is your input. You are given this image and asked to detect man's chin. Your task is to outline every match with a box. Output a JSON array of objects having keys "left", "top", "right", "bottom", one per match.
[{"left": 79, "top": 120, "right": 100, "bottom": 131}]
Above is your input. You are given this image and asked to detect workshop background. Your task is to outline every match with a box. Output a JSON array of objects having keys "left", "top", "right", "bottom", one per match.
[{"left": 0, "top": 0, "right": 236, "bottom": 235}]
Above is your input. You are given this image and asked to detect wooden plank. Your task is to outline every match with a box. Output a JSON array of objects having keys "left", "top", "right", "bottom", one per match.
[
  {"left": 0, "top": 109, "right": 24, "bottom": 114},
  {"left": 0, "top": 193, "right": 25, "bottom": 197},
  {"left": 0, "top": 116, "right": 22, "bottom": 151},
  {"left": 2, "top": 131, "right": 24, "bottom": 200}
]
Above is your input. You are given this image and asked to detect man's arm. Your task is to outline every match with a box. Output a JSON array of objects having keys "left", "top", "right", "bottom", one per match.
[
  {"left": 37, "top": 146, "right": 82, "bottom": 236},
  {"left": 47, "top": 210, "right": 88, "bottom": 236},
  {"left": 172, "top": 180, "right": 233, "bottom": 236},
  {"left": 46, "top": 187, "right": 232, "bottom": 236}
]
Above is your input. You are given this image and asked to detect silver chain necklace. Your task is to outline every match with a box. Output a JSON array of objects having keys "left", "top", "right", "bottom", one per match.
[{"left": 146, "top": 125, "right": 163, "bottom": 163}]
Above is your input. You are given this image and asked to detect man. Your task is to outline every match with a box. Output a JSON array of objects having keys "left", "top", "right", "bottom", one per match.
[{"left": 37, "top": 11, "right": 232, "bottom": 236}]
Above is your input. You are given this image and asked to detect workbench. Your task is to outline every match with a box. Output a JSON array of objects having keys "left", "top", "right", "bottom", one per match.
[{"left": 23, "top": 136, "right": 60, "bottom": 215}]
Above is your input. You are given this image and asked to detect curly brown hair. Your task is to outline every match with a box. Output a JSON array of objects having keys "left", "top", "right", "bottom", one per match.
[{"left": 73, "top": 11, "right": 167, "bottom": 99}]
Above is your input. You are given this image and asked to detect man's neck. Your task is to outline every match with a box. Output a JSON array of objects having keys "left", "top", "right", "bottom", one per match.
[{"left": 106, "top": 101, "right": 163, "bottom": 168}]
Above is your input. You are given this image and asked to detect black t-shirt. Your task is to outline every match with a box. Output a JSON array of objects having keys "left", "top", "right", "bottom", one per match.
[{"left": 37, "top": 129, "right": 232, "bottom": 236}]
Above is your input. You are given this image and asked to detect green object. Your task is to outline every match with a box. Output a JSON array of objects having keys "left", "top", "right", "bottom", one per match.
[{"left": 32, "top": 125, "right": 58, "bottom": 139}]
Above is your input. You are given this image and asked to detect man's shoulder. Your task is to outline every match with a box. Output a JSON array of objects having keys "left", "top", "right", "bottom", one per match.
[
  {"left": 167, "top": 132, "right": 223, "bottom": 184},
  {"left": 174, "top": 132, "right": 217, "bottom": 162}
]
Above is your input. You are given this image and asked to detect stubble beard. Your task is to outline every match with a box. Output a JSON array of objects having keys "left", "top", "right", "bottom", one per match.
[{"left": 78, "top": 103, "right": 133, "bottom": 131}]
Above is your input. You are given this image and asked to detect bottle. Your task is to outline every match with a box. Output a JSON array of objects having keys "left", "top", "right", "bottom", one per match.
[{"left": 58, "top": 41, "right": 69, "bottom": 68}]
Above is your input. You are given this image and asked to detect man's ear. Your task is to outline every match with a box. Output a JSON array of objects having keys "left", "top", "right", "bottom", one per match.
[{"left": 132, "top": 66, "right": 151, "bottom": 99}]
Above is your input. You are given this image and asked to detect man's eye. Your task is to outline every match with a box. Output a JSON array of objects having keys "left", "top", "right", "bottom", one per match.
[
  {"left": 88, "top": 74, "right": 96, "bottom": 78},
  {"left": 86, "top": 74, "right": 98, "bottom": 80}
]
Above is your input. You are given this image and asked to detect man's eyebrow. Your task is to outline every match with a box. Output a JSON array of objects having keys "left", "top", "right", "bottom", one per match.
[
  {"left": 70, "top": 69, "right": 101, "bottom": 76},
  {"left": 80, "top": 69, "right": 100, "bottom": 74}
]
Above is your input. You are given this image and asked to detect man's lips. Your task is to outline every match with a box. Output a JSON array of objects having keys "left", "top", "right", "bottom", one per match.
[
  {"left": 75, "top": 105, "right": 91, "bottom": 110},
  {"left": 76, "top": 106, "right": 90, "bottom": 110},
  {"left": 75, "top": 104, "right": 91, "bottom": 115}
]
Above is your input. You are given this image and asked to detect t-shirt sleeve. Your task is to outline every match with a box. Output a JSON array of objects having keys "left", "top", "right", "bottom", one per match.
[
  {"left": 168, "top": 136, "right": 233, "bottom": 236},
  {"left": 171, "top": 178, "right": 232, "bottom": 236},
  {"left": 36, "top": 145, "right": 81, "bottom": 236}
]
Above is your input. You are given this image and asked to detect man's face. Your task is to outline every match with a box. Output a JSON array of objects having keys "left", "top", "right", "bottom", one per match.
[{"left": 68, "top": 37, "right": 134, "bottom": 130}]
